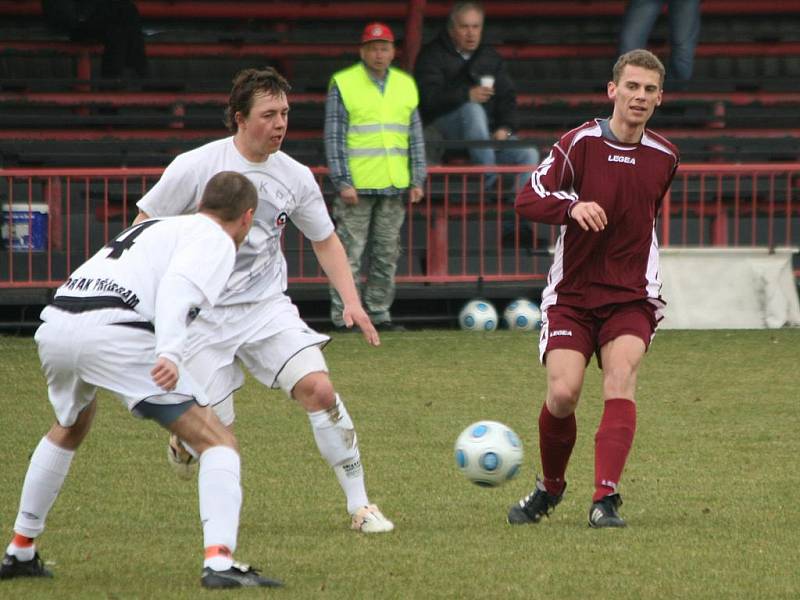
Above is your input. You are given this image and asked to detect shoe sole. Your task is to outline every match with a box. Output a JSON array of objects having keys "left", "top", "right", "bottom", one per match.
[
  {"left": 507, "top": 507, "right": 542, "bottom": 525},
  {"left": 202, "top": 572, "right": 283, "bottom": 588},
  {"left": 588, "top": 520, "right": 627, "bottom": 528}
]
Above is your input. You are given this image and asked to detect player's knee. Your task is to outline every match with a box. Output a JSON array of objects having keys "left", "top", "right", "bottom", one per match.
[
  {"left": 547, "top": 381, "right": 580, "bottom": 415},
  {"left": 602, "top": 361, "right": 637, "bottom": 396},
  {"left": 293, "top": 372, "right": 336, "bottom": 412},
  {"left": 47, "top": 400, "right": 96, "bottom": 450}
]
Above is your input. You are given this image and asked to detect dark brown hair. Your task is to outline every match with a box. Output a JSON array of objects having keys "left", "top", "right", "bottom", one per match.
[
  {"left": 224, "top": 67, "right": 292, "bottom": 133},
  {"left": 199, "top": 171, "right": 257, "bottom": 221}
]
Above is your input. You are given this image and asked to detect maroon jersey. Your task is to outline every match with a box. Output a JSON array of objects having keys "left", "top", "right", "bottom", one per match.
[{"left": 516, "top": 118, "right": 679, "bottom": 313}]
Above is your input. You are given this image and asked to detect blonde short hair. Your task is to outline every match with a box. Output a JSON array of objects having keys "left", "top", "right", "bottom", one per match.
[{"left": 612, "top": 49, "right": 666, "bottom": 87}]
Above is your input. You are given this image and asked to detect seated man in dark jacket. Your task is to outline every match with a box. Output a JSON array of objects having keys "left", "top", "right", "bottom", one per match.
[{"left": 414, "top": 1, "right": 538, "bottom": 189}]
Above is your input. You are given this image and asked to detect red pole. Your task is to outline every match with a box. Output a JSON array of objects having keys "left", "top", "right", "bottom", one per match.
[{"left": 403, "top": 0, "right": 426, "bottom": 71}]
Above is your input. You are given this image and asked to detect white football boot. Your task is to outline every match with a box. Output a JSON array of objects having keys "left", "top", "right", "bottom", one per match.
[
  {"left": 166, "top": 434, "right": 198, "bottom": 480},
  {"left": 350, "top": 504, "right": 394, "bottom": 533}
]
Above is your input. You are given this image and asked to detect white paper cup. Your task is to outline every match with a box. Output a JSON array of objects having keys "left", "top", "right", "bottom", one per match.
[{"left": 480, "top": 75, "right": 495, "bottom": 89}]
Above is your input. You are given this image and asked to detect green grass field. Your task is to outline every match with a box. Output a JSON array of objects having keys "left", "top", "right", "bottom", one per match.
[{"left": 1, "top": 329, "right": 799, "bottom": 599}]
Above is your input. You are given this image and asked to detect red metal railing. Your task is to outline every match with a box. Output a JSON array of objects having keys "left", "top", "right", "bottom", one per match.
[
  {"left": 1, "top": 164, "right": 798, "bottom": 290},
  {"left": 4, "top": 0, "right": 800, "bottom": 19}
]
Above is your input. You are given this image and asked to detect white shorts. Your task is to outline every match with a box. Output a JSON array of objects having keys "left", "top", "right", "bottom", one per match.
[
  {"left": 184, "top": 293, "right": 331, "bottom": 404},
  {"left": 36, "top": 308, "right": 208, "bottom": 427}
]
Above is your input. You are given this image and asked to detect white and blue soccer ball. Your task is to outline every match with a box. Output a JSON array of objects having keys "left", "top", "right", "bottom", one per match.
[
  {"left": 454, "top": 421, "right": 523, "bottom": 487},
  {"left": 503, "top": 298, "right": 542, "bottom": 331},
  {"left": 458, "top": 299, "right": 498, "bottom": 331}
]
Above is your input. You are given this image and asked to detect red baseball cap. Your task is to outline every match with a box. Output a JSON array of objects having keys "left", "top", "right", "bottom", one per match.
[{"left": 361, "top": 22, "right": 395, "bottom": 44}]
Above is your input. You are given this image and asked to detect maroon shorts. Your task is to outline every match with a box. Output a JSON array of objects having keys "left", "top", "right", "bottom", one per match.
[{"left": 539, "top": 300, "right": 658, "bottom": 366}]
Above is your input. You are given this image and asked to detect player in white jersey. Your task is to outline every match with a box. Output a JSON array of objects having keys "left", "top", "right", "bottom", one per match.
[
  {"left": 1, "top": 173, "right": 283, "bottom": 589},
  {"left": 135, "top": 67, "right": 393, "bottom": 534}
]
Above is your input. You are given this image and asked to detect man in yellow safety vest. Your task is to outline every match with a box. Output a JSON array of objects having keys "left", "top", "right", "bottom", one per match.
[{"left": 325, "top": 22, "right": 426, "bottom": 332}]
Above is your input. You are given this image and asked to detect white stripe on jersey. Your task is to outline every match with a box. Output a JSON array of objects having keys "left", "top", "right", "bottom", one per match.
[
  {"left": 645, "top": 224, "right": 662, "bottom": 301},
  {"left": 532, "top": 152, "right": 555, "bottom": 198},
  {"left": 553, "top": 121, "right": 602, "bottom": 196},
  {"left": 554, "top": 191, "right": 577, "bottom": 201},
  {"left": 532, "top": 151, "right": 579, "bottom": 203},
  {"left": 540, "top": 224, "right": 567, "bottom": 313},
  {"left": 642, "top": 131, "right": 678, "bottom": 163}
]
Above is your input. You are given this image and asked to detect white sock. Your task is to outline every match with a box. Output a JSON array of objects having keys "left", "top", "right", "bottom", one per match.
[
  {"left": 308, "top": 394, "right": 369, "bottom": 514},
  {"left": 12, "top": 436, "right": 75, "bottom": 541},
  {"left": 204, "top": 554, "right": 233, "bottom": 572},
  {"left": 199, "top": 446, "right": 241, "bottom": 571},
  {"left": 6, "top": 541, "right": 35, "bottom": 561}
]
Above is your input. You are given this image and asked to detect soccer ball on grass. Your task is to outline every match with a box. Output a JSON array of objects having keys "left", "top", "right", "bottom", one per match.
[
  {"left": 454, "top": 421, "right": 523, "bottom": 487},
  {"left": 503, "top": 298, "right": 541, "bottom": 331},
  {"left": 458, "top": 299, "right": 498, "bottom": 331}
]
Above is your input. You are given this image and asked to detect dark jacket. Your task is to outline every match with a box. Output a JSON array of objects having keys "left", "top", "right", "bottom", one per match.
[{"left": 413, "top": 29, "right": 519, "bottom": 131}]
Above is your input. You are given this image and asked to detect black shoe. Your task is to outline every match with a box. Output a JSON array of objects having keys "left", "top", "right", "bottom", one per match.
[
  {"left": 507, "top": 478, "right": 565, "bottom": 525},
  {"left": 201, "top": 562, "right": 283, "bottom": 589},
  {"left": 375, "top": 321, "right": 407, "bottom": 332},
  {"left": 0, "top": 552, "right": 53, "bottom": 579},
  {"left": 588, "top": 493, "right": 626, "bottom": 528}
]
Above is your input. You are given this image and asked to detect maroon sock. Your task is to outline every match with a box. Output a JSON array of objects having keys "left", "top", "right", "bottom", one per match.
[
  {"left": 538, "top": 403, "right": 576, "bottom": 496},
  {"left": 593, "top": 398, "right": 637, "bottom": 502}
]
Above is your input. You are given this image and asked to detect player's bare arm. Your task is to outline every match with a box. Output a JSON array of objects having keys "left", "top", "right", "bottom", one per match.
[
  {"left": 311, "top": 233, "right": 380, "bottom": 346},
  {"left": 569, "top": 201, "right": 607, "bottom": 232}
]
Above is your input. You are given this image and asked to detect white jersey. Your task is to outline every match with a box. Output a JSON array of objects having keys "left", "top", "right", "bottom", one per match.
[
  {"left": 44, "top": 214, "right": 235, "bottom": 365},
  {"left": 137, "top": 137, "right": 335, "bottom": 305}
]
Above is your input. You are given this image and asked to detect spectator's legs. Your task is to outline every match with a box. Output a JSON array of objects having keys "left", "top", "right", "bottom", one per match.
[
  {"left": 495, "top": 140, "right": 540, "bottom": 243},
  {"left": 495, "top": 139, "right": 540, "bottom": 188},
  {"left": 100, "top": 34, "right": 127, "bottom": 78},
  {"left": 95, "top": 0, "right": 148, "bottom": 78},
  {"left": 117, "top": 0, "right": 148, "bottom": 76},
  {"left": 618, "top": 0, "right": 663, "bottom": 54},
  {"left": 329, "top": 194, "right": 373, "bottom": 327},
  {"left": 363, "top": 195, "right": 405, "bottom": 325},
  {"left": 432, "top": 103, "right": 496, "bottom": 186},
  {"left": 666, "top": 0, "right": 700, "bottom": 86}
]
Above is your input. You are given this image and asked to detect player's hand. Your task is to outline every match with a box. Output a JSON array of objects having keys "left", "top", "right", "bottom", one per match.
[
  {"left": 409, "top": 186, "right": 424, "bottom": 204},
  {"left": 151, "top": 357, "right": 179, "bottom": 391},
  {"left": 340, "top": 186, "right": 359, "bottom": 206},
  {"left": 469, "top": 85, "right": 493, "bottom": 103},
  {"left": 342, "top": 305, "right": 380, "bottom": 347},
  {"left": 569, "top": 201, "right": 607, "bottom": 232}
]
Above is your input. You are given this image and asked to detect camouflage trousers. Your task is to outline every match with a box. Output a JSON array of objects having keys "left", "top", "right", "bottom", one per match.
[{"left": 329, "top": 193, "right": 407, "bottom": 327}]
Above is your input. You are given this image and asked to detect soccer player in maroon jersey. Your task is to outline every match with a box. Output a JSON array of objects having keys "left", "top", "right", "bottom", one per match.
[{"left": 507, "top": 49, "right": 679, "bottom": 528}]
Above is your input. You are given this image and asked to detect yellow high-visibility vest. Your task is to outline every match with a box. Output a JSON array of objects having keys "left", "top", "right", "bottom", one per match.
[{"left": 331, "top": 63, "right": 418, "bottom": 189}]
